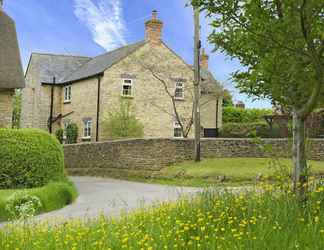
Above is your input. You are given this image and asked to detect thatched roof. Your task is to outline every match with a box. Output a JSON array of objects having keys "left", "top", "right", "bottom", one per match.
[{"left": 0, "top": 8, "right": 25, "bottom": 89}]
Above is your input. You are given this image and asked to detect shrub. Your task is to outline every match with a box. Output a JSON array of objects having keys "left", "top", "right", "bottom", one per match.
[
  {"left": 105, "top": 99, "right": 144, "bottom": 139},
  {"left": 5, "top": 192, "right": 42, "bottom": 220},
  {"left": 223, "top": 107, "right": 272, "bottom": 123},
  {"left": 0, "top": 180, "right": 78, "bottom": 222},
  {"left": 55, "top": 129, "right": 64, "bottom": 144},
  {"left": 66, "top": 123, "right": 78, "bottom": 144},
  {"left": 0, "top": 129, "right": 65, "bottom": 189},
  {"left": 219, "top": 122, "right": 269, "bottom": 138}
]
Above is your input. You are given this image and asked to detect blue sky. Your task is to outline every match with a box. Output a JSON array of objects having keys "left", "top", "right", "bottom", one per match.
[{"left": 5, "top": 0, "right": 271, "bottom": 108}]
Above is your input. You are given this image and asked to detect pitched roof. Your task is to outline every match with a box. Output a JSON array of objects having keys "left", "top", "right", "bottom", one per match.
[
  {"left": 27, "top": 41, "right": 221, "bottom": 96},
  {"left": 61, "top": 41, "right": 146, "bottom": 83},
  {"left": 0, "top": 9, "right": 25, "bottom": 89},
  {"left": 28, "top": 53, "right": 92, "bottom": 84}
]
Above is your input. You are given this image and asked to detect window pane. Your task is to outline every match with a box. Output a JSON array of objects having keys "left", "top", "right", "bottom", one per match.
[{"left": 123, "top": 85, "right": 132, "bottom": 96}]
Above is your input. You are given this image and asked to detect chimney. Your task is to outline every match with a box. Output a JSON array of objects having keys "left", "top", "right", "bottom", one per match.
[
  {"left": 145, "top": 10, "right": 163, "bottom": 45},
  {"left": 200, "top": 48, "right": 209, "bottom": 69}
]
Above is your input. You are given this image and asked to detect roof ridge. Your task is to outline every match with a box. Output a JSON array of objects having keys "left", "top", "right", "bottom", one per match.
[
  {"left": 60, "top": 40, "right": 146, "bottom": 83},
  {"left": 31, "top": 52, "right": 92, "bottom": 59}
]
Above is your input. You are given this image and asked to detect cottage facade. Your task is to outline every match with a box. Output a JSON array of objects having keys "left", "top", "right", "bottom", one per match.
[
  {"left": 0, "top": 2, "right": 25, "bottom": 128},
  {"left": 21, "top": 11, "right": 222, "bottom": 141}
]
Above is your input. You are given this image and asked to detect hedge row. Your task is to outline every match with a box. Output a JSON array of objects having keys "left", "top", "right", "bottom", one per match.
[
  {"left": 219, "top": 122, "right": 289, "bottom": 138},
  {"left": 223, "top": 107, "right": 272, "bottom": 123},
  {"left": 0, "top": 129, "right": 65, "bottom": 189}
]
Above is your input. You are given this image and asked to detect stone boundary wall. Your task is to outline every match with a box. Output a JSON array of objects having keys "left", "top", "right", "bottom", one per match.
[{"left": 64, "top": 138, "right": 324, "bottom": 176}]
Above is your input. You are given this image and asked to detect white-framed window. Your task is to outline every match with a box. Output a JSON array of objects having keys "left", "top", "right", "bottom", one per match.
[
  {"left": 175, "top": 81, "right": 184, "bottom": 99},
  {"left": 174, "top": 121, "right": 183, "bottom": 138},
  {"left": 64, "top": 85, "right": 72, "bottom": 103},
  {"left": 83, "top": 119, "right": 92, "bottom": 139},
  {"left": 121, "top": 79, "right": 133, "bottom": 97}
]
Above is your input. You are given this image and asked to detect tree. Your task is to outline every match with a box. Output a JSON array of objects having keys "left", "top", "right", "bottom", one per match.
[
  {"left": 105, "top": 99, "right": 144, "bottom": 139},
  {"left": 12, "top": 90, "right": 21, "bottom": 129},
  {"left": 194, "top": 0, "right": 323, "bottom": 194},
  {"left": 66, "top": 123, "right": 78, "bottom": 144},
  {"left": 222, "top": 89, "right": 234, "bottom": 107},
  {"left": 126, "top": 48, "right": 219, "bottom": 138}
]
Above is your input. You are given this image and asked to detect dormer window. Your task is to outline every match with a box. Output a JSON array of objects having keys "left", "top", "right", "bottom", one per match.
[
  {"left": 175, "top": 82, "right": 184, "bottom": 100},
  {"left": 122, "top": 79, "right": 133, "bottom": 97},
  {"left": 64, "top": 85, "right": 72, "bottom": 103}
]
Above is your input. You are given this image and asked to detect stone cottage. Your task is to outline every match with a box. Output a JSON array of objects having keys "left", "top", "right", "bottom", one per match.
[
  {"left": 21, "top": 11, "right": 223, "bottom": 142},
  {"left": 0, "top": 1, "right": 25, "bottom": 128}
]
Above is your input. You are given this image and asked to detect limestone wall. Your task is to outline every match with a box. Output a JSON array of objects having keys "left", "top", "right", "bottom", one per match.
[
  {"left": 64, "top": 138, "right": 324, "bottom": 177},
  {"left": 0, "top": 89, "right": 14, "bottom": 128}
]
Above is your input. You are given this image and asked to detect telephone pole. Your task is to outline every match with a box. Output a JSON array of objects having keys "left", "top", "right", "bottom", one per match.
[{"left": 193, "top": 6, "right": 201, "bottom": 162}]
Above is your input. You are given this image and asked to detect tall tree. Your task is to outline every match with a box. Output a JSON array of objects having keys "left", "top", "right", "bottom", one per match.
[{"left": 193, "top": 0, "right": 323, "bottom": 194}]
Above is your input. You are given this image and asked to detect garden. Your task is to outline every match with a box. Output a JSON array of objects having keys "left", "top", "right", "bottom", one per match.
[{"left": 0, "top": 129, "right": 77, "bottom": 222}]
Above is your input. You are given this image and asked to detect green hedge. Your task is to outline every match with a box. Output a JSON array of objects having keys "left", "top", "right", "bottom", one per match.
[
  {"left": 0, "top": 180, "right": 78, "bottom": 222},
  {"left": 219, "top": 122, "right": 269, "bottom": 138},
  {"left": 223, "top": 107, "right": 272, "bottom": 123},
  {"left": 0, "top": 129, "right": 65, "bottom": 189}
]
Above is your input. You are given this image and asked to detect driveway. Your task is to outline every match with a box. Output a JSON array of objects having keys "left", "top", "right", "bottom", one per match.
[{"left": 34, "top": 177, "right": 201, "bottom": 222}]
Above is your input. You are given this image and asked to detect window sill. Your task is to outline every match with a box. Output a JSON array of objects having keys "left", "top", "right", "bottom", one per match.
[
  {"left": 174, "top": 97, "right": 185, "bottom": 101},
  {"left": 121, "top": 95, "right": 134, "bottom": 99},
  {"left": 82, "top": 137, "right": 91, "bottom": 141},
  {"left": 64, "top": 100, "right": 71, "bottom": 104}
]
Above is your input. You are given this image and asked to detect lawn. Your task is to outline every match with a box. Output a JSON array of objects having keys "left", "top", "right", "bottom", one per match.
[
  {"left": 142, "top": 158, "right": 324, "bottom": 187},
  {"left": 0, "top": 180, "right": 78, "bottom": 222},
  {"left": 1, "top": 182, "right": 323, "bottom": 250}
]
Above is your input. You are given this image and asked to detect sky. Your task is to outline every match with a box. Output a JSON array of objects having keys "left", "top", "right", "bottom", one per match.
[{"left": 4, "top": 0, "right": 271, "bottom": 108}]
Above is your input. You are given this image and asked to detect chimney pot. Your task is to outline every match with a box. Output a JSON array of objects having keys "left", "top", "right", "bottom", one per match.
[
  {"left": 145, "top": 10, "right": 163, "bottom": 45},
  {"left": 200, "top": 48, "right": 209, "bottom": 69}
]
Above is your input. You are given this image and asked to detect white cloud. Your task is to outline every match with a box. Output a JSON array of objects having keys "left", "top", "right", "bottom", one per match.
[{"left": 73, "top": 0, "right": 127, "bottom": 51}]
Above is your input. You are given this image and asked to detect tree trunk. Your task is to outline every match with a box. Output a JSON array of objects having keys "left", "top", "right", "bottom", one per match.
[{"left": 292, "top": 111, "right": 308, "bottom": 198}]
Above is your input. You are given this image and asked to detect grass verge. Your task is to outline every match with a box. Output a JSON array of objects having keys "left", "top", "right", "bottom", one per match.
[
  {"left": 0, "top": 182, "right": 323, "bottom": 249},
  {"left": 132, "top": 158, "right": 324, "bottom": 187},
  {"left": 0, "top": 179, "right": 78, "bottom": 222}
]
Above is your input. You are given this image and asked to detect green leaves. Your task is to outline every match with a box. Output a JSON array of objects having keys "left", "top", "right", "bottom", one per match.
[{"left": 197, "top": 0, "right": 323, "bottom": 112}]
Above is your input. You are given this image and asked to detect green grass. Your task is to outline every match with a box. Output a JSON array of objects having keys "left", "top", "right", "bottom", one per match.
[
  {"left": 0, "top": 180, "right": 78, "bottom": 222},
  {"left": 135, "top": 158, "right": 324, "bottom": 187},
  {"left": 1, "top": 183, "right": 323, "bottom": 249}
]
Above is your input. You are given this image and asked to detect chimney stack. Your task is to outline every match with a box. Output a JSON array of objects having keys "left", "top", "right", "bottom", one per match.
[
  {"left": 200, "top": 48, "right": 209, "bottom": 69},
  {"left": 145, "top": 10, "right": 163, "bottom": 45}
]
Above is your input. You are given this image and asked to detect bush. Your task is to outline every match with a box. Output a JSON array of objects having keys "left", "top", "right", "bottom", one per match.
[
  {"left": 0, "top": 129, "right": 65, "bottom": 189},
  {"left": 55, "top": 129, "right": 64, "bottom": 144},
  {"left": 223, "top": 107, "right": 272, "bottom": 123},
  {"left": 0, "top": 180, "right": 78, "bottom": 222},
  {"left": 66, "top": 123, "right": 78, "bottom": 144},
  {"left": 5, "top": 192, "right": 42, "bottom": 220},
  {"left": 105, "top": 99, "right": 144, "bottom": 139},
  {"left": 219, "top": 122, "right": 269, "bottom": 138}
]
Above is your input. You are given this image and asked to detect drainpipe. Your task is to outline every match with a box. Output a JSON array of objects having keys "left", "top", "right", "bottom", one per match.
[
  {"left": 49, "top": 77, "right": 55, "bottom": 134},
  {"left": 96, "top": 75, "right": 102, "bottom": 142},
  {"left": 216, "top": 97, "right": 219, "bottom": 137}
]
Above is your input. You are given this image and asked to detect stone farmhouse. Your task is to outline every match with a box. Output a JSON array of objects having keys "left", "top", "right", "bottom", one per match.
[
  {"left": 21, "top": 11, "right": 223, "bottom": 142},
  {"left": 0, "top": 2, "right": 25, "bottom": 128}
]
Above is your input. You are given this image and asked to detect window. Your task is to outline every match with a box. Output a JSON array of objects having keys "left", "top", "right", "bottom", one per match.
[
  {"left": 122, "top": 79, "right": 133, "bottom": 97},
  {"left": 174, "top": 121, "right": 183, "bottom": 138},
  {"left": 64, "top": 85, "right": 72, "bottom": 103},
  {"left": 175, "top": 82, "right": 184, "bottom": 99},
  {"left": 83, "top": 119, "right": 92, "bottom": 139}
]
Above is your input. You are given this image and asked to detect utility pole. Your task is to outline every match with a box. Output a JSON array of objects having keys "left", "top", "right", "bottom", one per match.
[{"left": 193, "top": 6, "right": 201, "bottom": 162}]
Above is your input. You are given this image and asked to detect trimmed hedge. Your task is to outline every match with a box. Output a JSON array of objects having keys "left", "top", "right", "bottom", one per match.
[
  {"left": 219, "top": 122, "right": 268, "bottom": 138},
  {"left": 223, "top": 107, "right": 272, "bottom": 123},
  {"left": 0, "top": 129, "right": 65, "bottom": 189},
  {"left": 0, "top": 180, "right": 78, "bottom": 222}
]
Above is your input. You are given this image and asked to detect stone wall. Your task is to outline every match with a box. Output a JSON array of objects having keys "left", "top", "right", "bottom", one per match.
[
  {"left": 0, "top": 89, "right": 14, "bottom": 128},
  {"left": 64, "top": 138, "right": 324, "bottom": 177}
]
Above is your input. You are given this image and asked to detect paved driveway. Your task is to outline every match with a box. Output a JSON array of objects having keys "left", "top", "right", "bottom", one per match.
[{"left": 34, "top": 177, "right": 201, "bottom": 222}]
